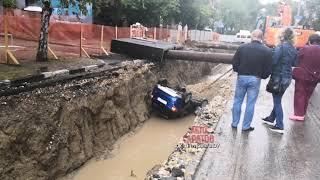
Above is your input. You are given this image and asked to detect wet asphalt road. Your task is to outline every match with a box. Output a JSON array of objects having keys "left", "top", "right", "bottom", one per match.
[{"left": 194, "top": 80, "right": 320, "bottom": 180}]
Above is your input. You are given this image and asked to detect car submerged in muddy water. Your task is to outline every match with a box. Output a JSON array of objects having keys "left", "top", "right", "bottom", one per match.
[{"left": 151, "top": 79, "right": 208, "bottom": 119}]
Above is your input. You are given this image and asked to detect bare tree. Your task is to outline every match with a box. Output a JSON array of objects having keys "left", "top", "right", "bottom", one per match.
[
  {"left": 36, "top": 0, "right": 53, "bottom": 62},
  {"left": 36, "top": 0, "right": 92, "bottom": 62}
]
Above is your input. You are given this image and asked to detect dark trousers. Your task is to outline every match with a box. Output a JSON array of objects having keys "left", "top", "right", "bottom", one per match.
[
  {"left": 294, "top": 80, "right": 318, "bottom": 116},
  {"left": 269, "top": 93, "right": 284, "bottom": 129}
]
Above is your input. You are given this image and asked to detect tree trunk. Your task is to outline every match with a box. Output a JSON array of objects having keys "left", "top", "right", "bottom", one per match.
[{"left": 36, "top": 0, "right": 53, "bottom": 62}]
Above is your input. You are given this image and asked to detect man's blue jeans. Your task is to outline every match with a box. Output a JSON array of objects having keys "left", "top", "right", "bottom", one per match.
[{"left": 232, "top": 75, "right": 261, "bottom": 130}]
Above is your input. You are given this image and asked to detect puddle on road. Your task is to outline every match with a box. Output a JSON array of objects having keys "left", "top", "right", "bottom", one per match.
[{"left": 72, "top": 115, "right": 194, "bottom": 180}]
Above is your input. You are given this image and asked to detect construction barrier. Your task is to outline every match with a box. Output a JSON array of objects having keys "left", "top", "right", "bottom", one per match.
[{"left": 0, "top": 9, "right": 216, "bottom": 64}]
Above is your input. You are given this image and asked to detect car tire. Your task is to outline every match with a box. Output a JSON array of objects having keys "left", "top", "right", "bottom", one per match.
[
  {"left": 201, "top": 100, "right": 209, "bottom": 107},
  {"left": 158, "top": 79, "right": 168, "bottom": 87},
  {"left": 183, "top": 93, "right": 192, "bottom": 103}
]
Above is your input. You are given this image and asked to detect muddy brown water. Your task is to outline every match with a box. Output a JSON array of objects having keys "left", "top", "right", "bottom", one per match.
[
  {"left": 69, "top": 64, "right": 232, "bottom": 180},
  {"left": 72, "top": 115, "right": 194, "bottom": 180}
]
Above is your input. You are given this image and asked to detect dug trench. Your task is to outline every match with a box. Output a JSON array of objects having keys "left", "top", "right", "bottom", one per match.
[
  {"left": 68, "top": 64, "right": 233, "bottom": 180},
  {"left": 0, "top": 59, "right": 229, "bottom": 180}
]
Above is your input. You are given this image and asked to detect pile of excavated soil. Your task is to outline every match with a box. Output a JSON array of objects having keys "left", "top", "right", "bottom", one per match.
[{"left": 0, "top": 60, "right": 215, "bottom": 180}]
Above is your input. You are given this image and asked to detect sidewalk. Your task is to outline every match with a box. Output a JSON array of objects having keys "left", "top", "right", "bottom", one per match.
[{"left": 194, "top": 79, "right": 320, "bottom": 180}]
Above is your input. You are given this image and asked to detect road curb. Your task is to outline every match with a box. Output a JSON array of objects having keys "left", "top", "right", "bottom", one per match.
[
  {"left": 0, "top": 80, "right": 10, "bottom": 88},
  {"left": 0, "top": 62, "right": 106, "bottom": 88}
]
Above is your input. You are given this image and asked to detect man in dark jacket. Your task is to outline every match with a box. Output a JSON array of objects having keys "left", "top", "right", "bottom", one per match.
[{"left": 232, "top": 29, "right": 273, "bottom": 131}]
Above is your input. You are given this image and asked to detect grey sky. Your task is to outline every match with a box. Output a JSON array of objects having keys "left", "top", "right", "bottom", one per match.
[
  {"left": 259, "top": 0, "right": 279, "bottom": 5},
  {"left": 259, "top": 0, "right": 300, "bottom": 5}
]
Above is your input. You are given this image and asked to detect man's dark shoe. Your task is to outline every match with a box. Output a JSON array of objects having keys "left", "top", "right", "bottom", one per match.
[
  {"left": 269, "top": 126, "right": 284, "bottom": 134},
  {"left": 262, "top": 117, "right": 274, "bottom": 125},
  {"left": 231, "top": 125, "right": 237, "bottom": 129},
  {"left": 242, "top": 127, "right": 254, "bottom": 132}
]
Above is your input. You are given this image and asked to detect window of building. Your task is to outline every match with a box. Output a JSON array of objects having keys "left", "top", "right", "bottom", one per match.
[{"left": 25, "top": 0, "right": 41, "bottom": 6}]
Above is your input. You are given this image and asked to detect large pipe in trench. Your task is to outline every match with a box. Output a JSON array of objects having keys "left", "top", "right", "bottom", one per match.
[
  {"left": 111, "top": 38, "right": 237, "bottom": 64},
  {"left": 191, "top": 42, "right": 239, "bottom": 50},
  {"left": 165, "top": 50, "right": 234, "bottom": 64}
]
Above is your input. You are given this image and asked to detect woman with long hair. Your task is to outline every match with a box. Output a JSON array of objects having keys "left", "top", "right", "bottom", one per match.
[{"left": 262, "top": 28, "right": 298, "bottom": 134}]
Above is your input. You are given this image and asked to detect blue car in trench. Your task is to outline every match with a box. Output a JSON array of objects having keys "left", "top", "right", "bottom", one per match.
[{"left": 151, "top": 79, "right": 207, "bottom": 119}]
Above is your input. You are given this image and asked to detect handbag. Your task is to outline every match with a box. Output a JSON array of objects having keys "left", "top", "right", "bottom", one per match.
[
  {"left": 266, "top": 78, "right": 285, "bottom": 94},
  {"left": 266, "top": 45, "right": 285, "bottom": 95}
]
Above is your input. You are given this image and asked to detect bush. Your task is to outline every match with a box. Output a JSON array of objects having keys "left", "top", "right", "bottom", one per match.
[{"left": 3, "top": 0, "right": 16, "bottom": 8}]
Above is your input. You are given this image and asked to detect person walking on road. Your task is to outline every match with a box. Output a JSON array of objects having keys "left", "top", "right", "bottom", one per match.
[
  {"left": 262, "top": 28, "right": 298, "bottom": 134},
  {"left": 290, "top": 34, "right": 320, "bottom": 121},
  {"left": 232, "top": 29, "right": 273, "bottom": 131}
]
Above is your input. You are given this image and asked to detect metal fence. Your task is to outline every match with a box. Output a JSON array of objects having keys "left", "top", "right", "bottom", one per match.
[
  {"left": 188, "top": 30, "right": 213, "bottom": 42},
  {"left": 0, "top": 9, "right": 220, "bottom": 64},
  {"left": 0, "top": 10, "right": 171, "bottom": 64}
]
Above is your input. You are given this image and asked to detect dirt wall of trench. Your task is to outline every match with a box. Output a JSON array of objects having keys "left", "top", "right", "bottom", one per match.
[{"left": 0, "top": 60, "right": 214, "bottom": 180}]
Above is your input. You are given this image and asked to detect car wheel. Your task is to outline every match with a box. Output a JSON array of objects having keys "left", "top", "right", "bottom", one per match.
[
  {"left": 183, "top": 93, "right": 192, "bottom": 103},
  {"left": 201, "top": 100, "right": 209, "bottom": 107},
  {"left": 158, "top": 78, "right": 168, "bottom": 87}
]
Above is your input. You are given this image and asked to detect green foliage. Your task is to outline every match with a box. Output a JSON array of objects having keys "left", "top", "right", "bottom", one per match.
[
  {"left": 90, "top": 0, "right": 320, "bottom": 32},
  {"left": 93, "top": 0, "right": 214, "bottom": 28},
  {"left": 57, "top": 0, "right": 93, "bottom": 16},
  {"left": 179, "top": 0, "right": 214, "bottom": 29},
  {"left": 92, "top": 0, "right": 262, "bottom": 31},
  {"left": 122, "top": 0, "right": 180, "bottom": 26},
  {"left": 214, "top": 0, "right": 262, "bottom": 34},
  {"left": 93, "top": 0, "right": 180, "bottom": 26},
  {"left": 305, "top": 0, "right": 320, "bottom": 30},
  {"left": 3, "top": 0, "right": 16, "bottom": 8}
]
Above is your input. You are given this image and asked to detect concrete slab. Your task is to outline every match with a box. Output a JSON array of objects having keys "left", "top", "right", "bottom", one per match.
[{"left": 194, "top": 79, "right": 320, "bottom": 180}]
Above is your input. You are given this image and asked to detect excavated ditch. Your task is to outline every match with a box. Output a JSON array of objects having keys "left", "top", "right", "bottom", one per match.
[
  {"left": 67, "top": 64, "right": 233, "bottom": 180},
  {"left": 0, "top": 60, "right": 215, "bottom": 180}
]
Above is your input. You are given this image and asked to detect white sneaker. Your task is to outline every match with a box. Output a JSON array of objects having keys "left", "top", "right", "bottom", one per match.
[{"left": 269, "top": 126, "right": 284, "bottom": 134}]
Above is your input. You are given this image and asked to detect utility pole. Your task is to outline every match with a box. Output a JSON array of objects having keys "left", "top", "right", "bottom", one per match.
[{"left": 294, "top": 0, "right": 302, "bottom": 26}]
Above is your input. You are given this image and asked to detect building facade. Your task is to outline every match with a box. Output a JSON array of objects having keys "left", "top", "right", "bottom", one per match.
[{"left": 15, "top": 0, "right": 93, "bottom": 23}]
